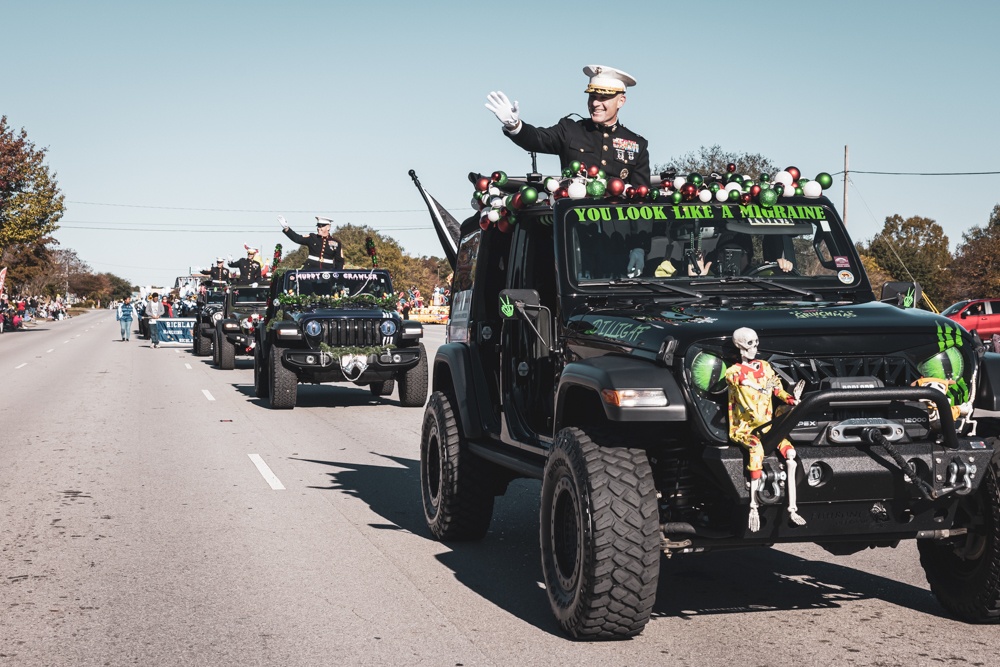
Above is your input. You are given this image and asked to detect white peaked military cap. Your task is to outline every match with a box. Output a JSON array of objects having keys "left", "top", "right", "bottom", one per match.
[
  {"left": 583, "top": 65, "right": 637, "bottom": 95},
  {"left": 244, "top": 244, "right": 258, "bottom": 254},
  {"left": 216, "top": 256, "right": 225, "bottom": 262},
  {"left": 315, "top": 216, "right": 333, "bottom": 228}
]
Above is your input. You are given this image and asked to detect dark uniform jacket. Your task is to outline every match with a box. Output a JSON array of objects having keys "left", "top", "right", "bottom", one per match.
[
  {"left": 283, "top": 228, "right": 345, "bottom": 270},
  {"left": 228, "top": 257, "right": 262, "bottom": 283},
  {"left": 202, "top": 265, "right": 231, "bottom": 286},
  {"left": 505, "top": 116, "right": 650, "bottom": 187}
]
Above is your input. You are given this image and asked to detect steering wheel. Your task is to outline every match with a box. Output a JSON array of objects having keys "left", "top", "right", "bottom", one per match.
[{"left": 746, "top": 262, "right": 800, "bottom": 277}]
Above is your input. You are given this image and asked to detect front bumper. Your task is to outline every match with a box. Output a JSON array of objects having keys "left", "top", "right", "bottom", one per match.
[{"left": 281, "top": 346, "right": 421, "bottom": 383}]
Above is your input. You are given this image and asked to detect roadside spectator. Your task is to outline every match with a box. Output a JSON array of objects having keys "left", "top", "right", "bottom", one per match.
[
  {"left": 398, "top": 291, "right": 412, "bottom": 319},
  {"left": 147, "top": 293, "right": 166, "bottom": 348},
  {"left": 116, "top": 296, "right": 136, "bottom": 341}
]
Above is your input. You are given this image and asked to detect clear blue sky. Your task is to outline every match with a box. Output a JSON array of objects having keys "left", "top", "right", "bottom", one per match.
[{"left": 5, "top": 0, "right": 998, "bottom": 287}]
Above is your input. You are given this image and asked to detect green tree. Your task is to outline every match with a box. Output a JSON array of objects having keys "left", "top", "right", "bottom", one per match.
[
  {"left": 858, "top": 214, "right": 952, "bottom": 307},
  {"left": 943, "top": 204, "right": 1000, "bottom": 303},
  {"left": 102, "top": 272, "right": 135, "bottom": 301},
  {"left": 0, "top": 116, "right": 64, "bottom": 265},
  {"left": 654, "top": 145, "right": 777, "bottom": 180}
]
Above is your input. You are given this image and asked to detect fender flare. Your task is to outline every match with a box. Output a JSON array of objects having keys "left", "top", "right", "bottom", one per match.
[{"left": 433, "top": 343, "right": 482, "bottom": 439}]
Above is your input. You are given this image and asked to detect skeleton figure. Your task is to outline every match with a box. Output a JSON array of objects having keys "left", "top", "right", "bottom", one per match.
[{"left": 725, "top": 327, "right": 806, "bottom": 531}]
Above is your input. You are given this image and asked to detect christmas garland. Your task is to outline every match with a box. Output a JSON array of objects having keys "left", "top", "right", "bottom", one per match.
[
  {"left": 319, "top": 342, "right": 396, "bottom": 357},
  {"left": 365, "top": 236, "right": 379, "bottom": 268},
  {"left": 276, "top": 292, "right": 397, "bottom": 310},
  {"left": 473, "top": 164, "right": 834, "bottom": 234}
]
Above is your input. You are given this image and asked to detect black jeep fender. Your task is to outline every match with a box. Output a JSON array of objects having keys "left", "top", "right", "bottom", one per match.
[
  {"left": 555, "top": 356, "right": 686, "bottom": 431},
  {"left": 432, "top": 343, "right": 483, "bottom": 440},
  {"left": 975, "top": 352, "right": 1000, "bottom": 412}
]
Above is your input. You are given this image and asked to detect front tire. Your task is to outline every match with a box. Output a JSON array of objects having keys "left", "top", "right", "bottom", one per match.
[
  {"left": 397, "top": 343, "right": 428, "bottom": 407},
  {"left": 267, "top": 346, "right": 297, "bottom": 409},
  {"left": 420, "top": 392, "right": 495, "bottom": 540},
  {"left": 370, "top": 378, "right": 395, "bottom": 396},
  {"left": 919, "top": 452, "right": 1000, "bottom": 622},
  {"left": 253, "top": 342, "right": 269, "bottom": 399},
  {"left": 216, "top": 325, "right": 235, "bottom": 370},
  {"left": 540, "top": 427, "right": 660, "bottom": 639}
]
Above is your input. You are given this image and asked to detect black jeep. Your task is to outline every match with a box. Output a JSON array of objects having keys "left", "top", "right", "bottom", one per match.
[
  {"left": 191, "top": 288, "right": 226, "bottom": 356},
  {"left": 213, "top": 283, "right": 270, "bottom": 369},
  {"left": 253, "top": 268, "right": 427, "bottom": 409},
  {"left": 418, "top": 174, "right": 1000, "bottom": 639}
]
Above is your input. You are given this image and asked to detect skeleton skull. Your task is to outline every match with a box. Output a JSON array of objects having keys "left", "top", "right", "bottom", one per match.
[{"left": 733, "top": 327, "right": 759, "bottom": 362}]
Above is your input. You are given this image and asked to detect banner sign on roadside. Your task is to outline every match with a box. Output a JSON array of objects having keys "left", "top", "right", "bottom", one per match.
[{"left": 155, "top": 317, "right": 196, "bottom": 344}]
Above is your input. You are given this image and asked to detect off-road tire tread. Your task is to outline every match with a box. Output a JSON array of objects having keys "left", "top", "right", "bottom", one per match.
[
  {"left": 268, "top": 346, "right": 297, "bottom": 409},
  {"left": 918, "top": 452, "right": 1000, "bottom": 622},
  {"left": 541, "top": 427, "right": 660, "bottom": 639},
  {"left": 421, "top": 391, "right": 495, "bottom": 541},
  {"left": 253, "top": 344, "right": 269, "bottom": 398},
  {"left": 217, "top": 329, "right": 235, "bottom": 370},
  {"left": 370, "top": 379, "right": 395, "bottom": 396},
  {"left": 398, "top": 344, "right": 428, "bottom": 407}
]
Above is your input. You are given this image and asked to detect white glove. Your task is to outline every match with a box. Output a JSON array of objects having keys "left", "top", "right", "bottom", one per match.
[
  {"left": 626, "top": 248, "right": 645, "bottom": 278},
  {"left": 485, "top": 91, "right": 519, "bottom": 129},
  {"left": 278, "top": 215, "right": 289, "bottom": 230},
  {"left": 227, "top": 255, "right": 233, "bottom": 263}
]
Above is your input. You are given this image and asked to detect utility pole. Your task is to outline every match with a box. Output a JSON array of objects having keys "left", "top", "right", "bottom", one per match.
[{"left": 843, "top": 145, "right": 849, "bottom": 226}]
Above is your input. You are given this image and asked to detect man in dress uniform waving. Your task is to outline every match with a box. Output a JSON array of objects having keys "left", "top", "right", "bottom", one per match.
[
  {"left": 202, "top": 257, "right": 231, "bottom": 287},
  {"left": 278, "top": 216, "right": 345, "bottom": 270},
  {"left": 485, "top": 65, "right": 650, "bottom": 187}
]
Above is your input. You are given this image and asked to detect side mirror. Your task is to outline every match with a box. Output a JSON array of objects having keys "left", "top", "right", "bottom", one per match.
[
  {"left": 961, "top": 311, "right": 968, "bottom": 319},
  {"left": 881, "top": 281, "right": 922, "bottom": 309},
  {"left": 499, "top": 289, "right": 540, "bottom": 320}
]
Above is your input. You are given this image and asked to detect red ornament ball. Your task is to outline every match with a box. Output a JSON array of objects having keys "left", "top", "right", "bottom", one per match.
[
  {"left": 740, "top": 193, "right": 752, "bottom": 205},
  {"left": 497, "top": 217, "right": 512, "bottom": 233},
  {"left": 606, "top": 178, "right": 626, "bottom": 197},
  {"left": 635, "top": 185, "right": 649, "bottom": 198},
  {"left": 479, "top": 215, "right": 491, "bottom": 231},
  {"left": 476, "top": 177, "right": 490, "bottom": 192},
  {"left": 750, "top": 184, "right": 762, "bottom": 197},
  {"left": 511, "top": 192, "right": 524, "bottom": 209},
  {"left": 680, "top": 183, "right": 698, "bottom": 201},
  {"left": 785, "top": 166, "right": 800, "bottom": 182},
  {"left": 726, "top": 163, "right": 737, "bottom": 173},
  {"left": 587, "top": 164, "right": 600, "bottom": 178},
  {"left": 554, "top": 187, "right": 569, "bottom": 200}
]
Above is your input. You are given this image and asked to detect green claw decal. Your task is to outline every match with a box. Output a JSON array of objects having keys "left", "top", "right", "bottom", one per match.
[
  {"left": 937, "top": 322, "right": 963, "bottom": 352},
  {"left": 500, "top": 295, "right": 514, "bottom": 318}
]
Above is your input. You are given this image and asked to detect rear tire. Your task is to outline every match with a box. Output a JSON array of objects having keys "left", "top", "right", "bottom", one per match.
[
  {"left": 370, "top": 379, "right": 395, "bottom": 396},
  {"left": 217, "top": 325, "right": 235, "bottom": 370},
  {"left": 253, "top": 342, "right": 269, "bottom": 399},
  {"left": 540, "top": 427, "right": 660, "bottom": 639},
  {"left": 397, "top": 344, "right": 428, "bottom": 407},
  {"left": 919, "top": 452, "right": 1000, "bottom": 622},
  {"left": 420, "top": 391, "right": 495, "bottom": 540},
  {"left": 267, "top": 346, "right": 297, "bottom": 409},
  {"left": 193, "top": 330, "right": 211, "bottom": 356}
]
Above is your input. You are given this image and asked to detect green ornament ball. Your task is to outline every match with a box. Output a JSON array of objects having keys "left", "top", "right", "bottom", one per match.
[
  {"left": 759, "top": 188, "right": 779, "bottom": 207},
  {"left": 586, "top": 180, "right": 607, "bottom": 197},
  {"left": 562, "top": 168, "right": 573, "bottom": 178},
  {"left": 759, "top": 173, "right": 770, "bottom": 183},
  {"left": 709, "top": 182, "right": 721, "bottom": 193},
  {"left": 794, "top": 186, "right": 803, "bottom": 196},
  {"left": 648, "top": 188, "right": 660, "bottom": 201},
  {"left": 598, "top": 170, "right": 606, "bottom": 179},
  {"left": 520, "top": 187, "right": 538, "bottom": 205},
  {"left": 688, "top": 172, "right": 704, "bottom": 186},
  {"left": 816, "top": 172, "right": 833, "bottom": 189},
  {"left": 727, "top": 189, "right": 741, "bottom": 202},
  {"left": 671, "top": 191, "right": 683, "bottom": 204},
  {"left": 493, "top": 171, "right": 508, "bottom": 187},
  {"left": 570, "top": 160, "right": 583, "bottom": 173}
]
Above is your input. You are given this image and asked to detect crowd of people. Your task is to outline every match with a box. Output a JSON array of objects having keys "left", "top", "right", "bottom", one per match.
[{"left": 0, "top": 293, "right": 71, "bottom": 332}]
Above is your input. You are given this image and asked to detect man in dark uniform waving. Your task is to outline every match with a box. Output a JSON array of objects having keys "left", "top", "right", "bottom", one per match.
[
  {"left": 485, "top": 65, "right": 650, "bottom": 187},
  {"left": 278, "top": 216, "right": 345, "bottom": 270},
  {"left": 202, "top": 257, "right": 231, "bottom": 287}
]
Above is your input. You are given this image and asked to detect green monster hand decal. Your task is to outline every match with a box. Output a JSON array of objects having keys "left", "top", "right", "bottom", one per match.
[
  {"left": 500, "top": 295, "right": 514, "bottom": 318},
  {"left": 903, "top": 287, "right": 915, "bottom": 308}
]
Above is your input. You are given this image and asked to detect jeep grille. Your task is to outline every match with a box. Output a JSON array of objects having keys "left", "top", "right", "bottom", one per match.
[
  {"left": 768, "top": 354, "right": 921, "bottom": 388},
  {"left": 325, "top": 319, "right": 379, "bottom": 347}
]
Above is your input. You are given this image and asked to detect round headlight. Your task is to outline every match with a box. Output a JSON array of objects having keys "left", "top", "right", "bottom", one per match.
[
  {"left": 211, "top": 311, "right": 223, "bottom": 323},
  {"left": 691, "top": 351, "right": 728, "bottom": 395},
  {"left": 379, "top": 320, "right": 398, "bottom": 337},
  {"left": 305, "top": 320, "right": 323, "bottom": 337},
  {"left": 918, "top": 347, "right": 964, "bottom": 381}
]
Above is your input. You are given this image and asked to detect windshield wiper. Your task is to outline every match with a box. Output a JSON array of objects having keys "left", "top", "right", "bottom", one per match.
[
  {"left": 606, "top": 278, "right": 703, "bottom": 299},
  {"left": 689, "top": 276, "right": 819, "bottom": 299}
]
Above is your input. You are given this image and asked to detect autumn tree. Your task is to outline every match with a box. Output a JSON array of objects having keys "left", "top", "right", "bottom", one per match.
[
  {"left": 0, "top": 116, "right": 64, "bottom": 277},
  {"left": 943, "top": 204, "right": 1000, "bottom": 303},
  {"left": 654, "top": 145, "right": 777, "bottom": 180},
  {"left": 857, "top": 214, "right": 952, "bottom": 307}
]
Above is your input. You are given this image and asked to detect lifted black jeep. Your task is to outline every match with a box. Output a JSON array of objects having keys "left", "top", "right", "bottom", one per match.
[
  {"left": 253, "top": 268, "right": 427, "bottom": 409},
  {"left": 418, "top": 174, "right": 1000, "bottom": 639},
  {"left": 192, "top": 288, "right": 226, "bottom": 356},
  {"left": 213, "top": 283, "right": 270, "bottom": 370}
]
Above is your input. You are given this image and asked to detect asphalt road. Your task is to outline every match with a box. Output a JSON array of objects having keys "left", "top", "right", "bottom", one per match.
[{"left": 2, "top": 311, "right": 999, "bottom": 666}]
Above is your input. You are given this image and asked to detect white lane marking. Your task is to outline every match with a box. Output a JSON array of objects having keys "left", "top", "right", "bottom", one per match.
[
  {"left": 248, "top": 454, "right": 285, "bottom": 490},
  {"left": 47, "top": 349, "right": 54, "bottom": 353},
  {"left": 15, "top": 363, "right": 27, "bottom": 369},
  {"left": 63, "top": 340, "right": 70, "bottom": 344},
  {"left": 202, "top": 389, "right": 215, "bottom": 401},
  {"left": 185, "top": 363, "right": 192, "bottom": 369}
]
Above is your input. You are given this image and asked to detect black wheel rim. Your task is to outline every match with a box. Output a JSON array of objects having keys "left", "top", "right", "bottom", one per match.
[
  {"left": 550, "top": 476, "right": 582, "bottom": 592},
  {"left": 422, "top": 424, "right": 442, "bottom": 514}
]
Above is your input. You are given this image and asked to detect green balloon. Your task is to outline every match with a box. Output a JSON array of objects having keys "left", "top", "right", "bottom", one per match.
[
  {"left": 816, "top": 172, "right": 833, "bottom": 189},
  {"left": 759, "top": 188, "right": 778, "bottom": 207},
  {"left": 688, "top": 172, "right": 704, "bottom": 186}
]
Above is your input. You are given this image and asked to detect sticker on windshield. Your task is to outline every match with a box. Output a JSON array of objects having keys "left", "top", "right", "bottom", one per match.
[
  {"left": 288, "top": 274, "right": 296, "bottom": 281},
  {"left": 838, "top": 270, "right": 854, "bottom": 284},
  {"left": 321, "top": 272, "right": 331, "bottom": 280},
  {"left": 834, "top": 256, "right": 850, "bottom": 268}
]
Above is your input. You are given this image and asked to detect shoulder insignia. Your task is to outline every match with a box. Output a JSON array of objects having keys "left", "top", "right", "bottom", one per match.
[{"left": 620, "top": 168, "right": 629, "bottom": 179}]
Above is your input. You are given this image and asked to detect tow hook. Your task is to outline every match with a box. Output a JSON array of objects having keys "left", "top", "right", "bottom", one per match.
[
  {"left": 940, "top": 458, "right": 976, "bottom": 497},
  {"left": 861, "top": 427, "right": 935, "bottom": 501},
  {"left": 756, "top": 460, "right": 786, "bottom": 506}
]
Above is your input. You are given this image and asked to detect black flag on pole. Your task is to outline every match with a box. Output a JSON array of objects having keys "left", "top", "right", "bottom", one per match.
[{"left": 409, "top": 169, "right": 459, "bottom": 270}]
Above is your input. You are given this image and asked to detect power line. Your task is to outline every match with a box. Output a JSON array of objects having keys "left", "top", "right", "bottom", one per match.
[
  {"left": 65, "top": 200, "right": 462, "bottom": 213},
  {"left": 57, "top": 225, "right": 432, "bottom": 232},
  {"left": 832, "top": 170, "right": 1000, "bottom": 176}
]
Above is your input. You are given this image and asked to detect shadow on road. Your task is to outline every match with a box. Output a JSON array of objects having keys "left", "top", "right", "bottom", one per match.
[
  {"left": 290, "top": 454, "right": 949, "bottom": 637},
  {"left": 231, "top": 381, "right": 406, "bottom": 409}
]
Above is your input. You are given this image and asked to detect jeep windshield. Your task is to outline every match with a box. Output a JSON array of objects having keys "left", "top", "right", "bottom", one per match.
[
  {"left": 283, "top": 270, "right": 392, "bottom": 298},
  {"left": 231, "top": 287, "right": 269, "bottom": 305},
  {"left": 562, "top": 200, "right": 861, "bottom": 294}
]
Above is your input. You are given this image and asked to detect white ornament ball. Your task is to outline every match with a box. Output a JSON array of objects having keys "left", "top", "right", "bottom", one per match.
[
  {"left": 773, "top": 170, "right": 793, "bottom": 187},
  {"left": 715, "top": 188, "right": 729, "bottom": 202},
  {"left": 567, "top": 180, "right": 588, "bottom": 199},
  {"left": 544, "top": 177, "right": 560, "bottom": 193},
  {"left": 698, "top": 189, "right": 713, "bottom": 203},
  {"left": 802, "top": 180, "right": 823, "bottom": 198},
  {"left": 487, "top": 208, "right": 501, "bottom": 223},
  {"left": 782, "top": 183, "right": 796, "bottom": 197},
  {"left": 673, "top": 176, "right": 686, "bottom": 190},
  {"left": 488, "top": 185, "right": 501, "bottom": 196},
  {"left": 725, "top": 181, "right": 742, "bottom": 192}
]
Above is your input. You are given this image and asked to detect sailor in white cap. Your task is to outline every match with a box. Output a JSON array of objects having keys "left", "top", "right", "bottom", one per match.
[
  {"left": 485, "top": 65, "right": 650, "bottom": 186},
  {"left": 228, "top": 244, "right": 263, "bottom": 283},
  {"left": 202, "top": 256, "right": 232, "bottom": 286},
  {"left": 278, "top": 215, "right": 344, "bottom": 270}
]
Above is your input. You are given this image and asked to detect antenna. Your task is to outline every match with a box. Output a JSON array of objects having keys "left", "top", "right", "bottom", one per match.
[{"left": 528, "top": 151, "right": 541, "bottom": 183}]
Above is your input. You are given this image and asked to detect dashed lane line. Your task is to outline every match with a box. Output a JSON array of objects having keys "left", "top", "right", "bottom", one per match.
[
  {"left": 202, "top": 389, "right": 215, "bottom": 401},
  {"left": 15, "top": 363, "right": 27, "bottom": 369},
  {"left": 47, "top": 349, "right": 54, "bottom": 353},
  {"left": 248, "top": 454, "right": 285, "bottom": 490},
  {"left": 185, "top": 363, "right": 192, "bottom": 369}
]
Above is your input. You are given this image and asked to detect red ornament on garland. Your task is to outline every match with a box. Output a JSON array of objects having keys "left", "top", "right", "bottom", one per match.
[
  {"left": 680, "top": 183, "right": 698, "bottom": 201},
  {"left": 476, "top": 177, "right": 490, "bottom": 192},
  {"left": 635, "top": 185, "right": 649, "bottom": 199},
  {"left": 785, "top": 166, "right": 800, "bottom": 182},
  {"left": 606, "top": 178, "right": 626, "bottom": 197},
  {"left": 726, "top": 163, "right": 737, "bottom": 173},
  {"left": 740, "top": 193, "right": 752, "bottom": 205},
  {"left": 497, "top": 217, "right": 512, "bottom": 233},
  {"left": 750, "top": 184, "right": 762, "bottom": 197},
  {"left": 553, "top": 187, "right": 569, "bottom": 200},
  {"left": 587, "top": 164, "right": 600, "bottom": 178},
  {"left": 479, "top": 215, "right": 491, "bottom": 231}
]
